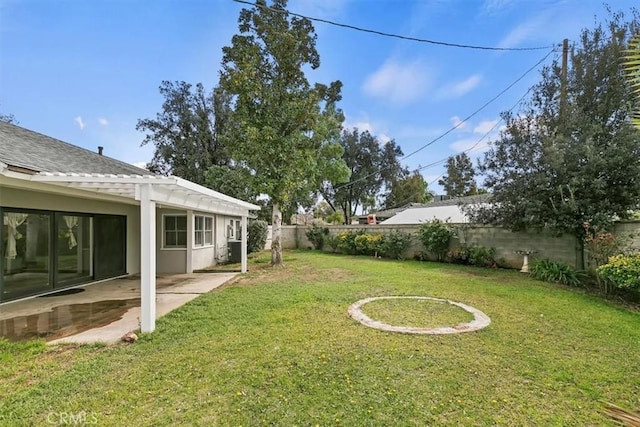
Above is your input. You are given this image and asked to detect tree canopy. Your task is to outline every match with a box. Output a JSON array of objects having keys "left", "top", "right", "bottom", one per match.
[
  {"left": 383, "top": 171, "right": 432, "bottom": 209},
  {"left": 438, "top": 153, "right": 478, "bottom": 197},
  {"left": 623, "top": 33, "right": 640, "bottom": 129},
  {"left": 469, "top": 10, "right": 640, "bottom": 241},
  {"left": 0, "top": 113, "right": 17, "bottom": 124},
  {"left": 320, "top": 128, "right": 406, "bottom": 224},
  {"left": 219, "top": 0, "right": 348, "bottom": 265},
  {"left": 136, "top": 81, "right": 231, "bottom": 186}
]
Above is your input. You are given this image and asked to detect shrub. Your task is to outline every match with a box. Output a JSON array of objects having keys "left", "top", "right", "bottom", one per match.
[
  {"left": 468, "top": 246, "right": 496, "bottom": 267},
  {"left": 381, "top": 231, "right": 413, "bottom": 260},
  {"left": 597, "top": 254, "right": 640, "bottom": 290},
  {"left": 447, "top": 245, "right": 496, "bottom": 267},
  {"left": 306, "top": 223, "right": 329, "bottom": 250},
  {"left": 354, "top": 233, "right": 384, "bottom": 256},
  {"left": 336, "top": 230, "right": 365, "bottom": 254},
  {"left": 325, "top": 234, "right": 339, "bottom": 253},
  {"left": 447, "top": 247, "right": 470, "bottom": 264},
  {"left": 530, "top": 259, "right": 583, "bottom": 287},
  {"left": 247, "top": 220, "right": 268, "bottom": 253},
  {"left": 583, "top": 222, "right": 633, "bottom": 269},
  {"left": 418, "top": 219, "right": 455, "bottom": 261}
]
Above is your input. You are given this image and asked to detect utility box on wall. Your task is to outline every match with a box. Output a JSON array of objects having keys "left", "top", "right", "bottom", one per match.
[{"left": 229, "top": 241, "right": 242, "bottom": 263}]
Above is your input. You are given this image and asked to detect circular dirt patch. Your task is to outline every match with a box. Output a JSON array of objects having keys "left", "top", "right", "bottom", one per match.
[{"left": 348, "top": 296, "right": 490, "bottom": 335}]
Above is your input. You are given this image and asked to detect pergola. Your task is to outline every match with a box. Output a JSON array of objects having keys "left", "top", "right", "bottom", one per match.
[{"left": 2, "top": 167, "right": 259, "bottom": 332}]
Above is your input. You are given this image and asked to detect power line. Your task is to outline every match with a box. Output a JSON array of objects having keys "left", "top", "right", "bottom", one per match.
[
  {"left": 231, "top": 0, "right": 557, "bottom": 52},
  {"left": 332, "top": 47, "right": 556, "bottom": 194},
  {"left": 377, "top": 84, "right": 537, "bottom": 213}
]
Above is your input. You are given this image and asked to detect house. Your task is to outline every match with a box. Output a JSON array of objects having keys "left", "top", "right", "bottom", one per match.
[
  {"left": 0, "top": 121, "right": 259, "bottom": 332},
  {"left": 355, "top": 203, "right": 428, "bottom": 224},
  {"left": 380, "top": 194, "right": 491, "bottom": 225}
]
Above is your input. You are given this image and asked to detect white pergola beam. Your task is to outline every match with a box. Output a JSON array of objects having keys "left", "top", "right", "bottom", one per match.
[
  {"left": 241, "top": 215, "right": 248, "bottom": 273},
  {"left": 140, "top": 183, "right": 156, "bottom": 333}
]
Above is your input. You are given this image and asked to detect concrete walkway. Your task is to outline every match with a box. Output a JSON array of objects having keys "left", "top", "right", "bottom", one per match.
[{"left": 0, "top": 273, "right": 237, "bottom": 345}]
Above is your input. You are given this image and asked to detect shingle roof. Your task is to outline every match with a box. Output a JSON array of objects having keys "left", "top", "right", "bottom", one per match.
[{"left": 0, "top": 121, "right": 150, "bottom": 175}]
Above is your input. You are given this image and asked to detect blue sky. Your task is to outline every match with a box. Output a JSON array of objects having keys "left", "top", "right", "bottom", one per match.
[{"left": 1, "top": 0, "right": 637, "bottom": 195}]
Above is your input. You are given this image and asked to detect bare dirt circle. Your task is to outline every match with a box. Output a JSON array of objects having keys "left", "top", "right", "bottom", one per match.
[{"left": 347, "top": 296, "right": 491, "bottom": 335}]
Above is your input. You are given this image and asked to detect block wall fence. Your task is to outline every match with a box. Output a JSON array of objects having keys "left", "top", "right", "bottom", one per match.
[{"left": 265, "top": 221, "right": 640, "bottom": 269}]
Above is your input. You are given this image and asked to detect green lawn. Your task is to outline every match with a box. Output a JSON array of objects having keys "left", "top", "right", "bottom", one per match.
[{"left": 1, "top": 250, "right": 639, "bottom": 426}]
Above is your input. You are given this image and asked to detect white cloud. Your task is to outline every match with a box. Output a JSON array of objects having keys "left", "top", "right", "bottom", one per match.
[
  {"left": 450, "top": 115, "right": 468, "bottom": 130},
  {"left": 343, "top": 114, "right": 390, "bottom": 143},
  {"left": 98, "top": 118, "right": 109, "bottom": 126},
  {"left": 473, "top": 119, "right": 500, "bottom": 135},
  {"left": 346, "top": 120, "right": 374, "bottom": 134},
  {"left": 481, "top": 0, "right": 514, "bottom": 15},
  {"left": 362, "top": 59, "right": 432, "bottom": 105},
  {"left": 74, "top": 116, "right": 85, "bottom": 130},
  {"left": 378, "top": 133, "right": 392, "bottom": 144},
  {"left": 437, "top": 74, "right": 482, "bottom": 99},
  {"left": 497, "top": 14, "right": 548, "bottom": 49}
]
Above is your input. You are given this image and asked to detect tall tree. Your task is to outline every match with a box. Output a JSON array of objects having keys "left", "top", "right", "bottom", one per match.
[
  {"left": 438, "top": 153, "right": 478, "bottom": 197},
  {"left": 383, "top": 171, "right": 433, "bottom": 209},
  {"left": 219, "top": 0, "right": 348, "bottom": 266},
  {"left": 321, "top": 128, "right": 406, "bottom": 223},
  {"left": 469, "top": 10, "right": 640, "bottom": 246},
  {"left": 0, "top": 113, "right": 17, "bottom": 124},
  {"left": 623, "top": 33, "right": 640, "bottom": 129},
  {"left": 137, "top": 81, "right": 231, "bottom": 186}
]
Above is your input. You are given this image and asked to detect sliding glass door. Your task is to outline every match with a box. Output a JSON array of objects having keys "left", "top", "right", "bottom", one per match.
[
  {"left": 55, "top": 214, "right": 92, "bottom": 286},
  {"left": 93, "top": 215, "right": 126, "bottom": 280},
  {"left": 1, "top": 210, "right": 52, "bottom": 300},
  {"left": 1, "top": 209, "right": 127, "bottom": 302}
]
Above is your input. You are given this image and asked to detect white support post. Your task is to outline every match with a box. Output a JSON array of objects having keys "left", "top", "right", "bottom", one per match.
[
  {"left": 241, "top": 215, "right": 248, "bottom": 273},
  {"left": 140, "top": 184, "right": 157, "bottom": 333},
  {"left": 186, "top": 210, "right": 193, "bottom": 274}
]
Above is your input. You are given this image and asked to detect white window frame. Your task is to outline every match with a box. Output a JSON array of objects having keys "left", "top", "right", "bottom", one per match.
[
  {"left": 162, "top": 214, "right": 187, "bottom": 249},
  {"left": 194, "top": 215, "right": 214, "bottom": 248},
  {"left": 227, "top": 219, "right": 241, "bottom": 240}
]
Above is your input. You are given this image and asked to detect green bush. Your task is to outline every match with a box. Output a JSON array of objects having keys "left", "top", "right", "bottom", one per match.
[
  {"left": 325, "top": 234, "right": 339, "bottom": 253},
  {"left": 447, "top": 245, "right": 496, "bottom": 267},
  {"left": 530, "top": 259, "right": 583, "bottom": 287},
  {"left": 247, "top": 220, "right": 268, "bottom": 253},
  {"left": 336, "top": 230, "right": 365, "bottom": 254},
  {"left": 381, "top": 231, "right": 413, "bottom": 260},
  {"left": 418, "top": 219, "right": 455, "bottom": 261},
  {"left": 354, "top": 233, "right": 384, "bottom": 256},
  {"left": 597, "top": 254, "right": 640, "bottom": 290},
  {"left": 447, "top": 246, "right": 470, "bottom": 264},
  {"left": 468, "top": 246, "right": 496, "bottom": 267},
  {"left": 306, "top": 223, "right": 329, "bottom": 250}
]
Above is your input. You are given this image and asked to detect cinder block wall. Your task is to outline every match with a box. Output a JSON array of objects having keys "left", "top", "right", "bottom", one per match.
[{"left": 264, "top": 222, "right": 640, "bottom": 269}]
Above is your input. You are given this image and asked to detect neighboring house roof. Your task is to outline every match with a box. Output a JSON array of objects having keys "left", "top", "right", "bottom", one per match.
[
  {"left": 356, "top": 202, "right": 428, "bottom": 221},
  {"left": 0, "top": 121, "right": 149, "bottom": 175},
  {"left": 380, "top": 194, "right": 491, "bottom": 225}
]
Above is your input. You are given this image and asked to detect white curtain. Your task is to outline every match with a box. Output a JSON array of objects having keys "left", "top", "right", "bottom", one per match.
[
  {"left": 63, "top": 215, "right": 78, "bottom": 249},
  {"left": 4, "top": 213, "right": 28, "bottom": 260}
]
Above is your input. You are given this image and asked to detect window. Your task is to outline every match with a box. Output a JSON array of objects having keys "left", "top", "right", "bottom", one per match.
[
  {"left": 194, "top": 215, "right": 213, "bottom": 247},
  {"left": 228, "top": 219, "right": 241, "bottom": 240},
  {"left": 164, "top": 215, "right": 187, "bottom": 248}
]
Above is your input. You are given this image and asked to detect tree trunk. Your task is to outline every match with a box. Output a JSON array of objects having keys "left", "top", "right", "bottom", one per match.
[{"left": 271, "top": 202, "right": 284, "bottom": 266}]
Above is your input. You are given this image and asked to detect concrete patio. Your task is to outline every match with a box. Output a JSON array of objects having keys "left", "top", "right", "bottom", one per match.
[{"left": 0, "top": 272, "right": 238, "bottom": 344}]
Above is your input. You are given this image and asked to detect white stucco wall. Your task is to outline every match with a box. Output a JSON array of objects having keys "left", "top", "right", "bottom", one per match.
[{"left": 156, "top": 208, "right": 187, "bottom": 274}]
